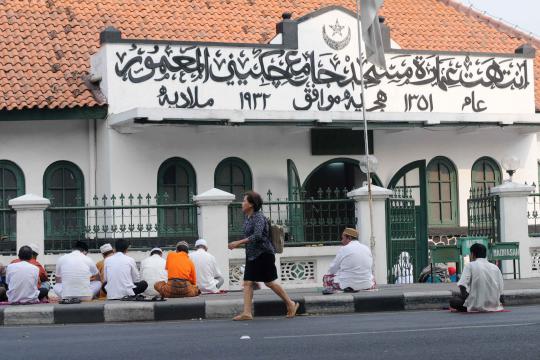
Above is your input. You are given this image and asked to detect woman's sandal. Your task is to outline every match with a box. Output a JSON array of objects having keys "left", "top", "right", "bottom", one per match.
[
  {"left": 233, "top": 313, "right": 253, "bottom": 321},
  {"left": 286, "top": 302, "right": 300, "bottom": 318}
]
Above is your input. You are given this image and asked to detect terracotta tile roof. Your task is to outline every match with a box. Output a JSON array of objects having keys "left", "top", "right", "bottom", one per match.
[{"left": 0, "top": 0, "right": 538, "bottom": 112}]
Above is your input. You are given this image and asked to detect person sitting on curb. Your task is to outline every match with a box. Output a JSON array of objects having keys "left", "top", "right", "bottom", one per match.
[
  {"left": 6, "top": 245, "right": 48, "bottom": 303},
  {"left": 96, "top": 243, "right": 114, "bottom": 299},
  {"left": 323, "top": 228, "right": 375, "bottom": 294},
  {"left": 154, "top": 241, "right": 200, "bottom": 298},
  {"left": 140, "top": 247, "right": 167, "bottom": 297},
  {"left": 104, "top": 239, "right": 148, "bottom": 300},
  {"left": 449, "top": 243, "right": 504, "bottom": 312},
  {"left": 53, "top": 241, "right": 101, "bottom": 303},
  {"left": 189, "top": 239, "right": 224, "bottom": 294},
  {"left": 11, "top": 243, "right": 50, "bottom": 293}
]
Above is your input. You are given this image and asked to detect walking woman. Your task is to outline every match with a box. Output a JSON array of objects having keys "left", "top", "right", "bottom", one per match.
[{"left": 228, "top": 191, "right": 299, "bottom": 320}]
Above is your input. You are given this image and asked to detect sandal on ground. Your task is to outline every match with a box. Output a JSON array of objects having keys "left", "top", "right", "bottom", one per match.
[
  {"left": 233, "top": 313, "right": 253, "bottom": 321},
  {"left": 286, "top": 302, "right": 300, "bottom": 318},
  {"left": 120, "top": 295, "right": 136, "bottom": 301},
  {"left": 151, "top": 295, "right": 166, "bottom": 302},
  {"left": 60, "top": 298, "right": 81, "bottom": 305}
]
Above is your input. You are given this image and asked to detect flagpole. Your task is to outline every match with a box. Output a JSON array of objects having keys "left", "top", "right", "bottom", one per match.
[{"left": 355, "top": 0, "right": 377, "bottom": 277}]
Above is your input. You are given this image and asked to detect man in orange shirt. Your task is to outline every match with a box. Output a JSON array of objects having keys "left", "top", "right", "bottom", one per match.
[{"left": 154, "top": 241, "right": 199, "bottom": 298}]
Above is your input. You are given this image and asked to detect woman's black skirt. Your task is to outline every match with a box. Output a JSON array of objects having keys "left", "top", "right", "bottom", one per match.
[{"left": 243, "top": 252, "right": 278, "bottom": 283}]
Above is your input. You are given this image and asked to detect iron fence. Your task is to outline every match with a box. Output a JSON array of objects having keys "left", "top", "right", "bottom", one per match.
[
  {"left": 0, "top": 197, "right": 16, "bottom": 255},
  {"left": 44, "top": 193, "right": 198, "bottom": 252},
  {"left": 467, "top": 187, "right": 500, "bottom": 243},
  {"left": 228, "top": 188, "right": 356, "bottom": 245},
  {"left": 528, "top": 188, "right": 540, "bottom": 236}
]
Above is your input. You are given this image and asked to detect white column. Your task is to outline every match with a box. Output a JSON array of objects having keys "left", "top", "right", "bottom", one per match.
[
  {"left": 490, "top": 182, "right": 535, "bottom": 278},
  {"left": 347, "top": 185, "right": 393, "bottom": 285},
  {"left": 9, "top": 194, "right": 51, "bottom": 254},
  {"left": 193, "top": 188, "right": 235, "bottom": 290}
]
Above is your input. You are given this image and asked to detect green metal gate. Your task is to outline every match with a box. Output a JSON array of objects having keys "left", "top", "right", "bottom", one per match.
[
  {"left": 386, "top": 191, "right": 419, "bottom": 283},
  {"left": 386, "top": 160, "right": 429, "bottom": 284}
]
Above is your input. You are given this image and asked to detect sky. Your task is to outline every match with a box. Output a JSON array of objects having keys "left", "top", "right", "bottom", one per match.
[{"left": 456, "top": 0, "right": 540, "bottom": 38}]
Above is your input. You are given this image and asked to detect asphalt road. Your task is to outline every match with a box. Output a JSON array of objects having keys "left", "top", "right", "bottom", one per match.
[{"left": 2, "top": 306, "right": 540, "bottom": 360}]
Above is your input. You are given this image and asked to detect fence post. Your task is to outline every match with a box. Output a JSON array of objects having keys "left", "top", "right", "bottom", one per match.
[
  {"left": 491, "top": 182, "right": 535, "bottom": 278},
  {"left": 193, "top": 188, "right": 235, "bottom": 290},
  {"left": 348, "top": 185, "right": 393, "bottom": 285},
  {"left": 9, "top": 194, "right": 50, "bottom": 254}
]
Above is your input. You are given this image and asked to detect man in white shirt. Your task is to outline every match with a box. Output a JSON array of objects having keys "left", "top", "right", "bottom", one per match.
[
  {"left": 189, "top": 239, "right": 224, "bottom": 294},
  {"left": 6, "top": 246, "right": 47, "bottom": 303},
  {"left": 450, "top": 243, "right": 504, "bottom": 312},
  {"left": 140, "top": 247, "right": 167, "bottom": 297},
  {"left": 322, "top": 228, "right": 374, "bottom": 294},
  {"left": 53, "top": 241, "right": 101, "bottom": 302},
  {"left": 104, "top": 239, "right": 148, "bottom": 299}
]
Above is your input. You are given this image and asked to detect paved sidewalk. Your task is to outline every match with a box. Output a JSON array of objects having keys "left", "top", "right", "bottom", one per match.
[{"left": 1, "top": 279, "right": 540, "bottom": 326}]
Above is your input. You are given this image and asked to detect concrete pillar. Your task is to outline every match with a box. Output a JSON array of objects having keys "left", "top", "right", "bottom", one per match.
[
  {"left": 9, "top": 194, "right": 50, "bottom": 254},
  {"left": 491, "top": 182, "right": 535, "bottom": 278},
  {"left": 193, "top": 188, "right": 235, "bottom": 290},
  {"left": 348, "top": 185, "right": 393, "bottom": 285}
]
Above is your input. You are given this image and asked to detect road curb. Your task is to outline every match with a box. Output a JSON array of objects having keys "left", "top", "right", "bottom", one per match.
[
  {"left": 353, "top": 293, "right": 405, "bottom": 312},
  {"left": 404, "top": 291, "right": 453, "bottom": 310},
  {"left": 303, "top": 294, "right": 355, "bottom": 314},
  {"left": 3, "top": 305, "right": 54, "bottom": 326},
  {"left": 503, "top": 289, "right": 540, "bottom": 306},
  {"left": 2, "top": 289, "right": 540, "bottom": 326},
  {"left": 54, "top": 303, "right": 105, "bottom": 324}
]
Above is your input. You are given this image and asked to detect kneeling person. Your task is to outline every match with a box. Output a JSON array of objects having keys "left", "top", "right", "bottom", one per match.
[
  {"left": 53, "top": 241, "right": 101, "bottom": 301},
  {"left": 155, "top": 241, "right": 199, "bottom": 298}
]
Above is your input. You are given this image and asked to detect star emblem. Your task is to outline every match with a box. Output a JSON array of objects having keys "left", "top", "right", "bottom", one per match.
[{"left": 329, "top": 19, "right": 345, "bottom": 37}]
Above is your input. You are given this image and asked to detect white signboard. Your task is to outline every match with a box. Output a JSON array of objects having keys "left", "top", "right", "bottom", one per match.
[{"left": 95, "top": 8, "right": 535, "bottom": 122}]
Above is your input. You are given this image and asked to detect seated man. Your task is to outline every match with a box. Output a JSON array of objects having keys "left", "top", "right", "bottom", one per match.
[
  {"left": 140, "top": 247, "right": 167, "bottom": 297},
  {"left": 104, "top": 239, "right": 148, "bottom": 300},
  {"left": 155, "top": 241, "right": 199, "bottom": 298},
  {"left": 53, "top": 241, "right": 101, "bottom": 302},
  {"left": 6, "top": 246, "right": 48, "bottom": 303},
  {"left": 189, "top": 239, "right": 224, "bottom": 294},
  {"left": 323, "top": 228, "right": 375, "bottom": 294},
  {"left": 11, "top": 243, "right": 49, "bottom": 293},
  {"left": 449, "top": 243, "right": 504, "bottom": 312},
  {"left": 96, "top": 243, "right": 114, "bottom": 299}
]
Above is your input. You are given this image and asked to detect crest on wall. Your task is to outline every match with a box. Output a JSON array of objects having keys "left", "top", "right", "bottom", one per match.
[{"left": 322, "top": 19, "right": 351, "bottom": 50}]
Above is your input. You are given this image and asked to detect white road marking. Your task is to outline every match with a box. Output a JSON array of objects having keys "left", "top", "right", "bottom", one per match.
[
  {"left": 240, "top": 335, "right": 251, "bottom": 340},
  {"left": 264, "top": 322, "right": 539, "bottom": 339}
]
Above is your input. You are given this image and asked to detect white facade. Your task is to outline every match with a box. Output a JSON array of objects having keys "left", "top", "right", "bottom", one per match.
[{"left": 1, "top": 6, "right": 539, "bottom": 285}]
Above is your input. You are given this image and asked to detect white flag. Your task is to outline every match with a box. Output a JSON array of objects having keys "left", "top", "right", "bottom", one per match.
[{"left": 360, "top": 0, "right": 386, "bottom": 69}]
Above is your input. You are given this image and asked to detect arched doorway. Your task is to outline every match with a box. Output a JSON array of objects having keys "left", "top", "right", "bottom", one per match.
[
  {"left": 387, "top": 160, "right": 429, "bottom": 283},
  {"left": 303, "top": 158, "right": 382, "bottom": 198},
  {"left": 295, "top": 158, "right": 381, "bottom": 244}
]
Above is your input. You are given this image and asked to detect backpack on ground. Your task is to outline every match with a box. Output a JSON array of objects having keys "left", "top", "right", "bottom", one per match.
[{"left": 267, "top": 218, "right": 284, "bottom": 254}]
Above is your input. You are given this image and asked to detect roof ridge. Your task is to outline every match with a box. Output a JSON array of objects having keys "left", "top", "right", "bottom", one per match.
[{"left": 440, "top": 0, "right": 540, "bottom": 48}]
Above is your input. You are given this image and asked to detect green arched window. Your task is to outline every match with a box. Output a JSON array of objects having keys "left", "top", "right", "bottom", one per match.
[
  {"left": 471, "top": 157, "right": 501, "bottom": 191},
  {"left": 157, "top": 157, "right": 197, "bottom": 235},
  {"left": 0, "top": 160, "right": 25, "bottom": 248},
  {"left": 214, "top": 158, "right": 252, "bottom": 242},
  {"left": 427, "top": 157, "right": 459, "bottom": 227},
  {"left": 214, "top": 157, "right": 253, "bottom": 200},
  {"left": 43, "top": 161, "right": 85, "bottom": 242}
]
